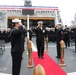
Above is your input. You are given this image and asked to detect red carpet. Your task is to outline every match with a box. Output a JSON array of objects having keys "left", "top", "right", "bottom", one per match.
[{"left": 32, "top": 52, "right": 67, "bottom": 75}]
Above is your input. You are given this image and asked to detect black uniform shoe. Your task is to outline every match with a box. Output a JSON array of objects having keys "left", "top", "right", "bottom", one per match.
[
  {"left": 38, "top": 56, "right": 40, "bottom": 58},
  {"left": 56, "top": 56, "right": 60, "bottom": 59},
  {"left": 56, "top": 56, "right": 58, "bottom": 58},
  {"left": 41, "top": 56, "right": 44, "bottom": 59},
  {"left": 57, "top": 57, "right": 60, "bottom": 59}
]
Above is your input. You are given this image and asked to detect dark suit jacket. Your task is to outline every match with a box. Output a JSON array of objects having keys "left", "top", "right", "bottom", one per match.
[{"left": 33, "top": 27, "right": 47, "bottom": 40}]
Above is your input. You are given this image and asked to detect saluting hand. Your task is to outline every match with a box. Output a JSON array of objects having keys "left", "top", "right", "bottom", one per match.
[{"left": 37, "top": 24, "right": 40, "bottom": 28}]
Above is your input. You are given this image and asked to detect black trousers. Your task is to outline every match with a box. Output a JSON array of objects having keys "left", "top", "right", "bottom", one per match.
[
  {"left": 36, "top": 39, "right": 44, "bottom": 57},
  {"left": 11, "top": 52, "right": 22, "bottom": 75},
  {"left": 56, "top": 41, "right": 61, "bottom": 58},
  {"left": 65, "top": 37, "right": 70, "bottom": 47}
]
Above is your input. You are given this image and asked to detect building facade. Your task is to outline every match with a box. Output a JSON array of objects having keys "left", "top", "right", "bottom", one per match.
[{"left": 0, "top": 5, "right": 61, "bottom": 28}]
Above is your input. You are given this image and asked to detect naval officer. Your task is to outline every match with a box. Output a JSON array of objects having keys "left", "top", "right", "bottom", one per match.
[{"left": 33, "top": 21, "right": 47, "bottom": 59}]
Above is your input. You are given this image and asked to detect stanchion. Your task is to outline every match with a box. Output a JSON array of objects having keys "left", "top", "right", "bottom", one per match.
[
  {"left": 26, "top": 15, "right": 30, "bottom": 54},
  {"left": 27, "top": 40, "right": 33, "bottom": 68},
  {"left": 26, "top": 38, "right": 29, "bottom": 54},
  {"left": 33, "top": 64, "right": 46, "bottom": 75},
  {"left": 45, "top": 37, "right": 48, "bottom": 53},
  {"left": 59, "top": 40, "right": 66, "bottom": 67}
]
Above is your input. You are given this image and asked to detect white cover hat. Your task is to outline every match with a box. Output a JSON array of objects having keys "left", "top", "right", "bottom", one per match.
[
  {"left": 57, "top": 22, "right": 61, "bottom": 25},
  {"left": 38, "top": 21, "right": 43, "bottom": 24},
  {"left": 12, "top": 18, "right": 21, "bottom": 23}
]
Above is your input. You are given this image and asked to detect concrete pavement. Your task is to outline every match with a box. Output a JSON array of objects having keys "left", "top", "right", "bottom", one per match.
[{"left": 0, "top": 37, "right": 76, "bottom": 75}]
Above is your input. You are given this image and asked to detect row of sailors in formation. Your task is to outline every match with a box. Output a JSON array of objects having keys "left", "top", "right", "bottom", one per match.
[
  {"left": 0, "top": 26, "right": 34, "bottom": 42},
  {"left": 48, "top": 26, "right": 75, "bottom": 40},
  {"left": 0, "top": 25, "right": 75, "bottom": 43},
  {"left": 0, "top": 26, "right": 32, "bottom": 43},
  {"left": 0, "top": 28, "right": 11, "bottom": 42}
]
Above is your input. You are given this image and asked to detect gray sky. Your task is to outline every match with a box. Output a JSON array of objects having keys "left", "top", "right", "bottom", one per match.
[{"left": 0, "top": 0, "right": 76, "bottom": 25}]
